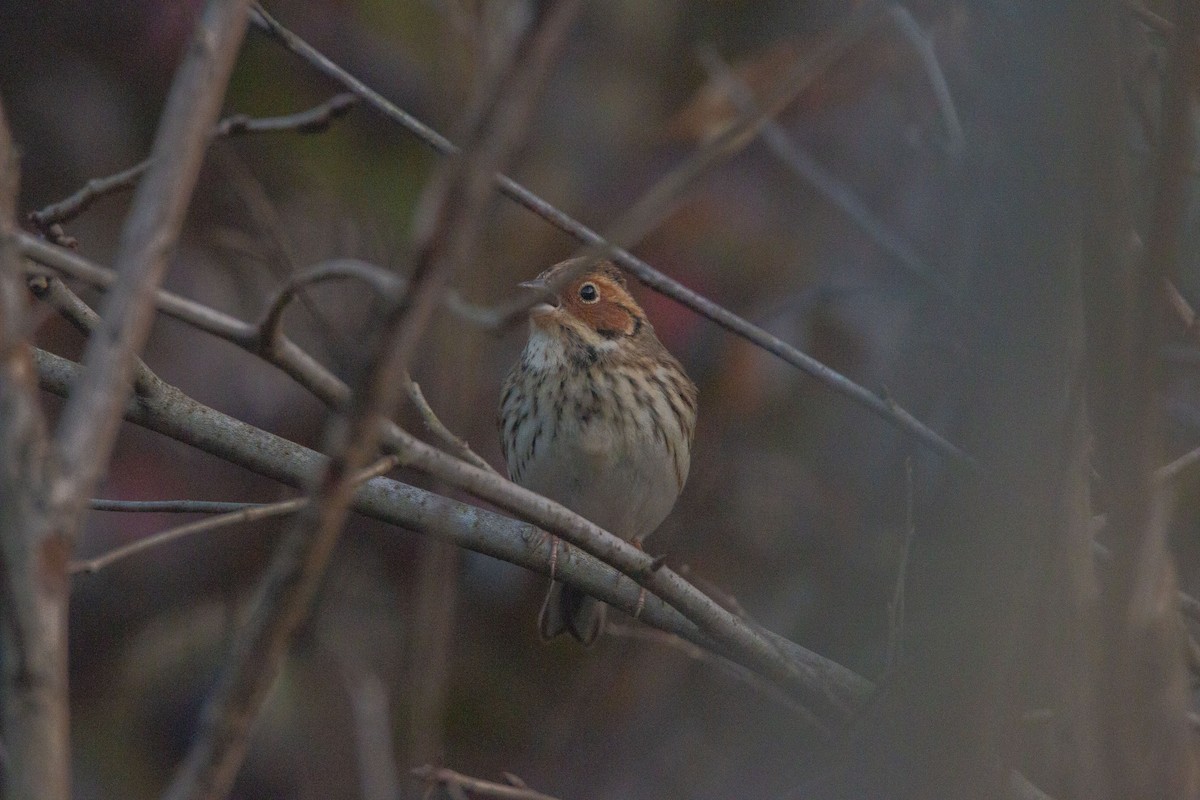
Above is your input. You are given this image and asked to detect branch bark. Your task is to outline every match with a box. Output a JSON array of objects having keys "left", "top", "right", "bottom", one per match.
[
  {"left": 33, "top": 347, "right": 872, "bottom": 717},
  {"left": 0, "top": 93, "right": 58, "bottom": 800},
  {"left": 2, "top": 4, "right": 249, "bottom": 798},
  {"left": 46, "top": 0, "right": 250, "bottom": 530},
  {"left": 162, "top": 4, "right": 583, "bottom": 797},
  {"left": 248, "top": 1, "right": 975, "bottom": 469}
]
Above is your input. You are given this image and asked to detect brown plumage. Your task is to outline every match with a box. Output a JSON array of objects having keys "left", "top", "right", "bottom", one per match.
[{"left": 499, "top": 258, "right": 697, "bottom": 645}]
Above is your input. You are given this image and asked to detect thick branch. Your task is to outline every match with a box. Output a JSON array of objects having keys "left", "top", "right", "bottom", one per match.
[
  {"left": 164, "top": 5, "right": 582, "bottom": 798},
  {"left": 23, "top": 240, "right": 858, "bottom": 720},
  {"left": 34, "top": 348, "right": 871, "bottom": 715},
  {"left": 0, "top": 96, "right": 58, "bottom": 800}
]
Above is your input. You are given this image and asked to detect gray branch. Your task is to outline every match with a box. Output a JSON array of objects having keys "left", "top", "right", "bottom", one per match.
[
  {"left": 248, "top": 1, "right": 975, "bottom": 469},
  {"left": 33, "top": 348, "right": 872, "bottom": 716},
  {"left": 46, "top": 0, "right": 252, "bottom": 544}
]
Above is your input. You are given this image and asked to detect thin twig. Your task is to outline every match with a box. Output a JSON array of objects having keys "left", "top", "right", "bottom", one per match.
[
  {"left": 694, "top": 45, "right": 953, "bottom": 299},
  {"left": 27, "top": 93, "right": 358, "bottom": 233},
  {"left": 26, "top": 241, "right": 857, "bottom": 720},
  {"left": 33, "top": 349, "right": 873, "bottom": 717},
  {"left": 88, "top": 499, "right": 261, "bottom": 513},
  {"left": 411, "top": 765, "right": 563, "bottom": 800},
  {"left": 72, "top": 456, "right": 398, "bottom": 575},
  {"left": 26, "top": 275, "right": 165, "bottom": 397},
  {"left": 406, "top": 375, "right": 497, "bottom": 473},
  {"left": 886, "top": 457, "right": 916, "bottom": 671},
  {"left": 255, "top": 258, "right": 405, "bottom": 349},
  {"left": 249, "top": 2, "right": 974, "bottom": 469},
  {"left": 164, "top": 6, "right": 582, "bottom": 799},
  {"left": 885, "top": 4, "right": 965, "bottom": 156},
  {"left": 1121, "top": 0, "right": 1174, "bottom": 34},
  {"left": 74, "top": 500, "right": 303, "bottom": 575},
  {"left": 46, "top": 0, "right": 252, "bottom": 542}
]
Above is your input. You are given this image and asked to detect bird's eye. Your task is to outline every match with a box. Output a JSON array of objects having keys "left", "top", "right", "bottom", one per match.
[{"left": 578, "top": 282, "right": 600, "bottom": 303}]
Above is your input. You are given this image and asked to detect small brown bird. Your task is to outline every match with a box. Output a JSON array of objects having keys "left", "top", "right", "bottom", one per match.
[{"left": 499, "top": 258, "right": 698, "bottom": 645}]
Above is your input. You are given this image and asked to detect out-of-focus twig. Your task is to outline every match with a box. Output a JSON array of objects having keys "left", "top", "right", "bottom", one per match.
[
  {"left": 27, "top": 93, "right": 358, "bottom": 236},
  {"left": 339, "top": 662, "right": 401, "bottom": 800},
  {"left": 88, "top": 500, "right": 261, "bottom": 513},
  {"left": 5, "top": 5, "right": 252, "bottom": 800},
  {"left": 694, "top": 45, "right": 954, "bottom": 299},
  {"left": 886, "top": 458, "right": 916, "bottom": 671},
  {"left": 34, "top": 348, "right": 873, "bottom": 720},
  {"left": 0, "top": 96, "right": 58, "bottom": 800},
  {"left": 1121, "top": 0, "right": 1174, "bottom": 34},
  {"left": 411, "top": 765, "right": 563, "bottom": 800},
  {"left": 249, "top": 2, "right": 974, "bottom": 470},
  {"left": 164, "top": 5, "right": 582, "bottom": 798},
  {"left": 46, "top": 0, "right": 251, "bottom": 540},
  {"left": 885, "top": 4, "right": 965, "bottom": 155}
]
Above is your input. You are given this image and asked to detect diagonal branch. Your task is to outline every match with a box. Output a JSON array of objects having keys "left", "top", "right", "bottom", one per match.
[
  {"left": 23, "top": 241, "right": 857, "bottom": 721},
  {"left": 249, "top": 1, "right": 974, "bottom": 469},
  {"left": 46, "top": 0, "right": 252, "bottom": 538},
  {"left": 163, "top": 4, "right": 584, "bottom": 798},
  {"left": 33, "top": 347, "right": 872, "bottom": 717}
]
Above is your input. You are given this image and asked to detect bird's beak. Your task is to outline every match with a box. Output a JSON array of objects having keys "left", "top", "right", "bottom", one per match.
[
  {"left": 518, "top": 277, "right": 559, "bottom": 313},
  {"left": 518, "top": 277, "right": 549, "bottom": 293}
]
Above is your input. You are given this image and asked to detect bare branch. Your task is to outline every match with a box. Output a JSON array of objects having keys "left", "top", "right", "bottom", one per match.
[
  {"left": 885, "top": 4, "right": 964, "bottom": 156},
  {"left": 255, "top": 258, "right": 404, "bottom": 351},
  {"left": 164, "top": 5, "right": 582, "bottom": 798},
  {"left": 34, "top": 347, "right": 872, "bottom": 716},
  {"left": 27, "top": 93, "right": 358, "bottom": 234},
  {"left": 72, "top": 456, "right": 397, "bottom": 575},
  {"left": 27, "top": 275, "right": 166, "bottom": 397},
  {"left": 694, "top": 45, "right": 953, "bottom": 299},
  {"left": 406, "top": 376, "right": 497, "bottom": 474},
  {"left": 411, "top": 765, "right": 563, "bottom": 800},
  {"left": 88, "top": 500, "right": 261, "bottom": 513},
  {"left": 249, "top": 1, "right": 975, "bottom": 470},
  {"left": 20, "top": 239, "right": 500, "bottom": 474},
  {"left": 75, "top": 499, "right": 304, "bottom": 575},
  {"left": 0, "top": 94, "right": 59, "bottom": 800},
  {"left": 46, "top": 0, "right": 252, "bottom": 537},
  {"left": 1121, "top": 0, "right": 1174, "bottom": 34},
  {"left": 25, "top": 239, "right": 860, "bottom": 720}
]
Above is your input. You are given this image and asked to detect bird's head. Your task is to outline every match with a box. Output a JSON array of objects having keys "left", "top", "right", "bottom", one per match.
[{"left": 519, "top": 258, "right": 647, "bottom": 346}]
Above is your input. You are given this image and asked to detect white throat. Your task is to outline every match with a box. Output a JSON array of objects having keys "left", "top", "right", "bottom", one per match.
[{"left": 523, "top": 323, "right": 570, "bottom": 370}]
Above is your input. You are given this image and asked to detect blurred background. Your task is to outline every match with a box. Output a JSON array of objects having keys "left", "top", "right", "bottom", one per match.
[{"left": 0, "top": 1, "right": 1192, "bottom": 798}]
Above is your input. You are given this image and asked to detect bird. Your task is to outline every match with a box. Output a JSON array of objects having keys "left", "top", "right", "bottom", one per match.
[{"left": 499, "top": 257, "right": 698, "bottom": 645}]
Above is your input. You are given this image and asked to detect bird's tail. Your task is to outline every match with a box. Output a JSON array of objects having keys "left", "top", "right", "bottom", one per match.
[{"left": 538, "top": 580, "right": 606, "bottom": 645}]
